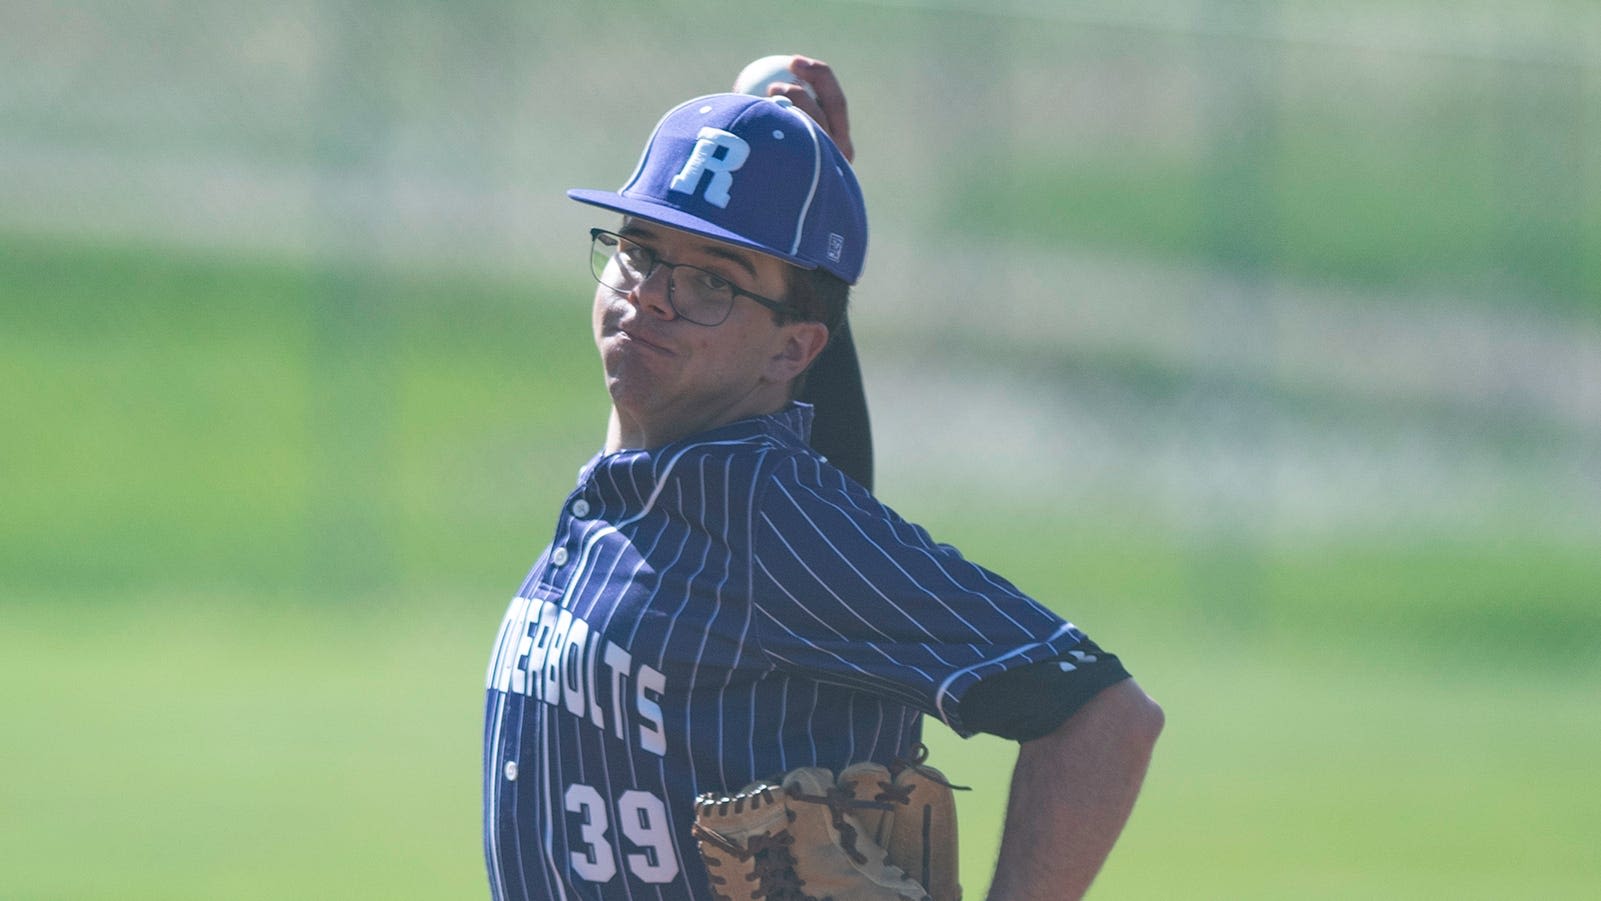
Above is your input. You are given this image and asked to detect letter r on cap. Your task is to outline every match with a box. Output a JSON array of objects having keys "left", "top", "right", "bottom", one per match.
[{"left": 669, "top": 128, "right": 750, "bottom": 209}]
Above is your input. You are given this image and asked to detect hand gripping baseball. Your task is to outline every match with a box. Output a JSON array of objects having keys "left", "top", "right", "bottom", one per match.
[{"left": 733, "top": 54, "right": 854, "bottom": 163}]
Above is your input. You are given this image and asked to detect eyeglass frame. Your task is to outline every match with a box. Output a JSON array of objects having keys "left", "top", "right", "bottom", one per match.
[{"left": 589, "top": 228, "right": 808, "bottom": 326}]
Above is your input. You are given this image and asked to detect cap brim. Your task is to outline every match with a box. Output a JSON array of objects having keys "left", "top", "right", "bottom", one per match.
[{"left": 567, "top": 188, "right": 819, "bottom": 272}]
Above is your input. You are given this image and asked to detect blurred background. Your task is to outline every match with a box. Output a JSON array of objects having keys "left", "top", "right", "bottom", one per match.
[{"left": 3, "top": 0, "right": 1597, "bottom": 898}]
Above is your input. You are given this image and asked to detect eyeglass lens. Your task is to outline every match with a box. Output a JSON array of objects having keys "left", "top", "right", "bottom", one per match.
[{"left": 591, "top": 232, "right": 734, "bottom": 325}]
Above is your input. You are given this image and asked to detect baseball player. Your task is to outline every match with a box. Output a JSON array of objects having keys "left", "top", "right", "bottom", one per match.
[{"left": 483, "top": 61, "right": 1162, "bottom": 900}]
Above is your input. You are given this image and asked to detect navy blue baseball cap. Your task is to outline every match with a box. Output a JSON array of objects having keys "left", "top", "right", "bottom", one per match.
[{"left": 568, "top": 93, "right": 868, "bottom": 285}]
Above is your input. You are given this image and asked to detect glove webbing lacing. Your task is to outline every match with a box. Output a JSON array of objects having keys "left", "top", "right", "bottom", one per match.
[
  {"left": 693, "top": 788, "right": 818, "bottom": 901},
  {"left": 848, "top": 746, "right": 970, "bottom": 818},
  {"left": 784, "top": 783, "right": 897, "bottom": 866},
  {"left": 890, "top": 744, "right": 971, "bottom": 792}
]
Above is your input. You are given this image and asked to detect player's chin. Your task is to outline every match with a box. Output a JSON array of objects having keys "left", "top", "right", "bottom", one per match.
[
  {"left": 602, "top": 350, "right": 666, "bottom": 396},
  {"left": 603, "top": 373, "right": 665, "bottom": 422}
]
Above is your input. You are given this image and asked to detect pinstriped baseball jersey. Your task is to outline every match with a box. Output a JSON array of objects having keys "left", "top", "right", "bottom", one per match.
[{"left": 483, "top": 404, "right": 1096, "bottom": 899}]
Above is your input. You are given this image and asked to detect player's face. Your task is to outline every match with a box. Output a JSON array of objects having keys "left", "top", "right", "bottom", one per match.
[{"left": 592, "top": 218, "right": 819, "bottom": 449}]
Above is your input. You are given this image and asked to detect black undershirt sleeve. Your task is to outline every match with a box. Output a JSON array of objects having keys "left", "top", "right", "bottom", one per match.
[
  {"left": 957, "top": 638, "right": 1132, "bottom": 743},
  {"left": 799, "top": 314, "right": 874, "bottom": 492}
]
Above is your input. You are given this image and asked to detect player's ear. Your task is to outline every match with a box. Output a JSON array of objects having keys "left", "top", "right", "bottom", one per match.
[{"left": 765, "top": 320, "right": 830, "bottom": 384}]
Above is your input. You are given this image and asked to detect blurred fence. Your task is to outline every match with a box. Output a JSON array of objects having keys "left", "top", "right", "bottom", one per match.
[
  {"left": 7, "top": 2, "right": 1596, "bottom": 289},
  {"left": 3, "top": 0, "right": 1598, "bottom": 596}
]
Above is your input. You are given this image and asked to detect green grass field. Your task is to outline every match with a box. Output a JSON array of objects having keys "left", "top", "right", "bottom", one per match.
[
  {"left": 5, "top": 234, "right": 1599, "bottom": 898},
  {"left": 6, "top": 595, "right": 1597, "bottom": 900}
]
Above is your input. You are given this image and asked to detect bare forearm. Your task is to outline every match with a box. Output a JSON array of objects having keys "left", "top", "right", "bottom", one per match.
[{"left": 986, "top": 679, "right": 1164, "bottom": 900}]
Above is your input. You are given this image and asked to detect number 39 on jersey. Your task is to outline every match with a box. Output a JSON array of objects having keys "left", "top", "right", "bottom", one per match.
[{"left": 563, "top": 783, "right": 680, "bottom": 885}]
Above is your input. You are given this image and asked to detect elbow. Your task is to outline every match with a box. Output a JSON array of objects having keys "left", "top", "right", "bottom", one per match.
[
  {"left": 1104, "top": 679, "right": 1165, "bottom": 754},
  {"left": 1131, "top": 689, "right": 1165, "bottom": 750},
  {"left": 1033, "top": 678, "right": 1164, "bottom": 757}
]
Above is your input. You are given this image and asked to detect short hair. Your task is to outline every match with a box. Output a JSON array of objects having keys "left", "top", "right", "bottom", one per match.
[
  {"left": 778, "top": 265, "right": 851, "bottom": 335},
  {"left": 777, "top": 265, "right": 852, "bottom": 398}
]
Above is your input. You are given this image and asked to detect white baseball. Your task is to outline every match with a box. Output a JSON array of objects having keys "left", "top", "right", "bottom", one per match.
[{"left": 733, "top": 55, "right": 817, "bottom": 100}]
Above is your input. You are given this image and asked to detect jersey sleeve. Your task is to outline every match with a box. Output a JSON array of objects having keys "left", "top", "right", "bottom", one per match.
[{"left": 748, "top": 452, "right": 1114, "bottom": 738}]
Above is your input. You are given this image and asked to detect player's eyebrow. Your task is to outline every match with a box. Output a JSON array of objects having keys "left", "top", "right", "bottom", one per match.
[{"left": 619, "top": 219, "right": 761, "bottom": 282}]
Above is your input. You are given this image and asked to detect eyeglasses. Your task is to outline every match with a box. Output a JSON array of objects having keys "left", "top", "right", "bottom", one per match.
[{"left": 589, "top": 228, "right": 804, "bottom": 327}]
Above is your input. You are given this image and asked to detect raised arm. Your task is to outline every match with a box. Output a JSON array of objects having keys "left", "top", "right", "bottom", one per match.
[{"left": 742, "top": 55, "right": 855, "bottom": 162}]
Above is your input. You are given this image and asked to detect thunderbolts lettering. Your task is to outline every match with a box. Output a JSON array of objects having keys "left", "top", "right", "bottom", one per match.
[{"left": 488, "top": 596, "right": 667, "bottom": 757}]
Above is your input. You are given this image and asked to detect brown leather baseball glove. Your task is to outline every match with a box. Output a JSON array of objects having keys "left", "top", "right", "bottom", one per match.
[{"left": 692, "top": 746, "right": 962, "bottom": 901}]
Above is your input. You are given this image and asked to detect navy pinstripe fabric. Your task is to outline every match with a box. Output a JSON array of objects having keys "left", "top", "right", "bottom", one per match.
[{"left": 483, "top": 404, "right": 1092, "bottom": 899}]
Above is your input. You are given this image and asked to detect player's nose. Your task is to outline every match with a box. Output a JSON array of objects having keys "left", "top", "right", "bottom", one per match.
[{"left": 628, "top": 264, "right": 677, "bottom": 320}]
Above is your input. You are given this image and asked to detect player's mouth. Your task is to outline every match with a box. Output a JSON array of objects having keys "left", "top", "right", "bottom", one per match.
[{"left": 613, "top": 323, "right": 675, "bottom": 355}]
